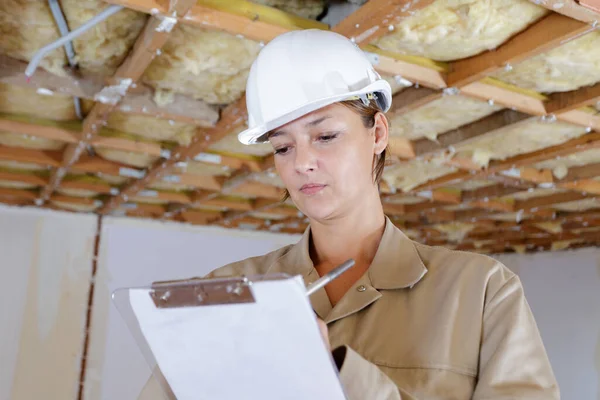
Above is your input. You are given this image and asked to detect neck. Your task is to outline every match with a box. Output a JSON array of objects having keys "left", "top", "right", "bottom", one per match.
[{"left": 308, "top": 189, "right": 386, "bottom": 272}]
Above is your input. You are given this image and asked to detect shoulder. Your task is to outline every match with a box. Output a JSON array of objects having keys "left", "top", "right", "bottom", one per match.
[
  {"left": 412, "top": 241, "right": 519, "bottom": 301},
  {"left": 205, "top": 243, "right": 296, "bottom": 278}
]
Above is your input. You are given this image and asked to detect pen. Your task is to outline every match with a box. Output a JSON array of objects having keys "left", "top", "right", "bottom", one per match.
[{"left": 305, "top": 259, "right": 356, "bottom": 296}]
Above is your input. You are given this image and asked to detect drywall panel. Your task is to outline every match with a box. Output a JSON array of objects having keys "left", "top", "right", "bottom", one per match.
[
  {"left": 0, "top": 205, "right": 97, "bottom": 400},
  {"left": 495, "top": 248, "right": 600, "bottom": 400},
  {"left": 84, "top": 216, "right": 300, "bottom": 400}
]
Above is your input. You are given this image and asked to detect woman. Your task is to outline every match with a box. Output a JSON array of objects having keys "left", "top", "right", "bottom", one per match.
[{"left": 139, "top": 30, "right": 558, "bottom": 399}]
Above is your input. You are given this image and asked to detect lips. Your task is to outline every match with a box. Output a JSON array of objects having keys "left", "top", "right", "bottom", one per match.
[{"left": 299, "top": 183, "right": 326, "bottom": 195}]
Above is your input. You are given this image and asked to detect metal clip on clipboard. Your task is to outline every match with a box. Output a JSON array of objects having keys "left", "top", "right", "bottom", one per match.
[
  {"left": 149, "top": 276, "right": 256, "bottom": 309},
  {"left": 113, "top": 273, "right": 348, "bottom": 400}
]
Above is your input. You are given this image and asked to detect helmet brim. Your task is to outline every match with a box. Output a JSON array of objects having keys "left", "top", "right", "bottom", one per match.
[{"left": 237, "top": 79, "right": 392, "bottom": 145}]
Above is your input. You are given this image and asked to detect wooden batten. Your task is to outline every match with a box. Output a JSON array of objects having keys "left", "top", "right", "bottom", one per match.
[
  {"left": 333, "top": 0, "right": 436, "bottom": 44},
  {"left": 447, "top": 14, "right": 592, "bottom": 87},
  {"left": 0, "top": 146, "right": 62, "bottom": 167}
]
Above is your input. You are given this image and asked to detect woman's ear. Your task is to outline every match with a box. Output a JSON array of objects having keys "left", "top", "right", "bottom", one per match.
[{"left": 373, "top": 112, "right": 389, "bottom": 155}]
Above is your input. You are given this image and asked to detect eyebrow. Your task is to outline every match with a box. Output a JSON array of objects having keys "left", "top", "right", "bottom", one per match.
[{"left": 269, "top": 115, "right": 332, "bottom": 138}]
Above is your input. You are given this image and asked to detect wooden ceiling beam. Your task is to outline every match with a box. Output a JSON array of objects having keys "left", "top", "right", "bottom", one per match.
[
  {"left": 70, "top": 155, "right": 137, "bottom": 177},
  {"left": 460, "top": 79, "right": 547, "bottom": 116},
  {"left": 414, "top": 133, "right": 600, "bottom": 191},
  {"left": 447, "top": 14, "right": 593, "bottom": 87},
  {"left": 546, "top": 81, "right": 600, "bottom": 114},
  {"left": 333, "top": 0, "right": 436, "bottom": 44},
  {"left": 179, "top": 209, "right": 223, "bottom": 225},
  {"left": 0, "top": 55, "right": 218, "bottom": 127},
  {"left": 461, "top": 183, "right": 525, "bottom": 202},
  {"left": 49, "top": 194, "right": 101, "bottom": 206},
  {"left": 526, "top": 0, "right": 600, "bottom": 24},
  {"left": 422, "top": 110, "right": 530, "bottom": 159},
  {"left": 0, "top": 146, "right": 62, "bottom": 167},
  {"left": 0, "top": 117, "right": 78, "bottom": 144},
  {"left": 100, "top": 95, "right": 248, "bottom": 214},
  {"left": 0, "top": 188, "right": 38, "bottom": 200},
  {"left": 40, "top": 0, "right": 197, "bottom": 202},
  {"left": 0, "top": 171, "right": 48, "bottom": 186},
  {"left": 132, "top": 190, "right": 192, "bottom": 204},
  {"left": 59, "top": 180, "right": 114, "bottom": 195},
  {"left": 516, "top": 192, "right": 590, "bottom": 211},
  {"left": 555, "top": 108, "right": 600, "bottom": 132}
]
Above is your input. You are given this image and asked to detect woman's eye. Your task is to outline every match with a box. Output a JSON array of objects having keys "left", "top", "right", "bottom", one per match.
[
  {"left": 318, "top": 133, "right": 338, "bottom": 142},
  {"left": 274, "top": 146, "right": 290, "bottom": 155}
]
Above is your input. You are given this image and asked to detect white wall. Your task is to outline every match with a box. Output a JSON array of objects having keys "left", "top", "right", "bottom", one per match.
[
  {"left": 495, "top": 250, "right": 600, "bottom": 400},
  {"left": 1, "top": 205, "right": 599, "bottom": 400},
  {"left": 0, "top": 205, "right": 98, "bottom": 400}
]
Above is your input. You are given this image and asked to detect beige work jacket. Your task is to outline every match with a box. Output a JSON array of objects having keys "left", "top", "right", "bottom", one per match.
[{"left": 138, "top": 217, "right": 559, "bottom": 399}]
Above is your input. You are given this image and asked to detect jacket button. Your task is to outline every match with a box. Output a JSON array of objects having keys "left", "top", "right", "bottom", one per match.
[{"left": 356, "top": 285, "right": 367, "bottom": 292}]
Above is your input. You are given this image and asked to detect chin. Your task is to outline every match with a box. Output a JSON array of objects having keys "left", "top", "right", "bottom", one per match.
[{"left": 294, "top": 194, "right": 340, "bottom": 221}]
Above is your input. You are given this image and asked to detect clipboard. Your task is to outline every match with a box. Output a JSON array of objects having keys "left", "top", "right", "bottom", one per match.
[{"left": 112, "top": 274, "right": 347, "bottom": 400}]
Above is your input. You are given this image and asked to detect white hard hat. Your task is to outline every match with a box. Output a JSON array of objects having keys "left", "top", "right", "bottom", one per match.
[{"left": 237, "top": 29, "right": 393, "bottom": 145}]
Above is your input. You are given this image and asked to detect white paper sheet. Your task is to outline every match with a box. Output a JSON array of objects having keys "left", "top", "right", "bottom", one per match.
[{"left": 129, "top": 276, "right": 346, "bottom": 400}]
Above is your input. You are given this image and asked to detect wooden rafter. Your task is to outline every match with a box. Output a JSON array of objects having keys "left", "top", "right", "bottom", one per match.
[
  {"left": 414, "top": 132, "right": 600, "bottom": 191},
  {"left": 0, "top": 55, "right": 219, "bottom": 126},
  {"left": 447, "top": 14, "right": 593, "bottom": 87},
  {"left": 333, "top": 0, "right": 436, "bottom": 44},
  {"left": 390, "top": 109, "right": 530, "bottom": 159},
  {"left": 0, "top": 146, "right": 61, "bottom": 167},
  {"left": 546, "top": 81, "right": 600, "bottom": 114},
  {"left": 527, "top": 0, "right": 600, "bottom": 23},
  {"left": 37, "top": 0, "right": 198, "bottom": 202},
  {"left": 99, "top": 95, "right": 248, "bottom": 213}
]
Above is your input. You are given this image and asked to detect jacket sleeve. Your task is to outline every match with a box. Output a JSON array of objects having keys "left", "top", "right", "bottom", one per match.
[
  {"left": 333, "top": 346, "right": 416, "bottom": 400},
  {"left": 473, "top": 271, "right": 560, "bottom": 399}
]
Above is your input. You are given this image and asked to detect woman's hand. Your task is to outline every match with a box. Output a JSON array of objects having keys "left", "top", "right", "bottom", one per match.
[{"left": 317, "top": 318, "right": 331, "bottom": 351}]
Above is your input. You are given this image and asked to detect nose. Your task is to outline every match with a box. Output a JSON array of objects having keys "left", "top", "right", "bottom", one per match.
[{"left": 294, "top": 141, "right": 318, "bottom": 174}]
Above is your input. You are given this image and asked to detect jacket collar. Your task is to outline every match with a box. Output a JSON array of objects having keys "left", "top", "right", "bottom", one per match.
[{"left": 273, "top": 216, "right": 428, "bottom": 291}]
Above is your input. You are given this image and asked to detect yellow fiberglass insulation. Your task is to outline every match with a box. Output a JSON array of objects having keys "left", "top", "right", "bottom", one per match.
[
  {"left": 60, "top": 0, "right": 147, "bottom": 77},
  {"left": 446, "top": 179, "right": 496, "bottom": 191},
  {"left": 492, "top": 31, "right": 600, "bottom": 93},
  {"left": 94, "top": 147, "right": 159, "bottom": 168},
  {"left": 383, "top": 195, "right": 426, "bottom": 205},
  {"left": 0, "top": 132, "right": 65, "bottom": 151},
  {"left": 503, "top": 187, "right": 566, "bottom": 201},
  {"left": 0, "top": 83, "right": 76, "bottom": 121},
  {"left": 251, "top": 0, "right": 326, "bottom": 19},
  {"left": 0, "top": 160, "right": 49, "bottom": 171},
  {"left": 149, "top": 180, "right": 196, "bottom": 192},
  {"left": 51, "top": 200, "right": 100, "bottom": 212},
  {"left": 0, "top": 179, "right": 38, "bottom": 190},
  {"left": 433, "top": 222, "right": 474, "bottom": 242},
  {"left": 130, "top": 195, "right": 168, "bottom": 205},
  {"left": 250, "top": 211, "right": 288, "bottom": 220},
  {"left": 533, "top": 148, "right": 600, "bottom": 179},
  {"left": 382, "top": 156, "right": 457, "bottom": 193},
  {"left": 389, "top": 95, "right": 502, "bottom": 141},
  {"left": 174, "top": 161, "right": 231, "bottom": 177},
  {"left": 56, "top": 187, "right": 98, "bottom": 197},
  {"left": 209, "top": 131, "right": 273, "bottom": 157},
  {"left": 250, "top": 171, "right": 286, "bottom": 188},
  {"left": 455, "top": 118, "right": 588, "bottom": 167},
  {"left": 143, "top": 26, "right": 262, "bottom": 105},
  {"left": 534, "top": 221, "right": 563, "bottom": 234},
  {"left": 553, "top": 198, "right": 600, "bottom": 212},
  {"left": 488, "top": 212, "right": 530, "bottom": 222},
  {"left": 371, "top": 0, "right": 547, "bottom": 61},
  {"left": 106, "top": 112, "right": 197, "bottom": 146},
  {"left": 0, "top": 0, "right": 66, "bottom": 76}
]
